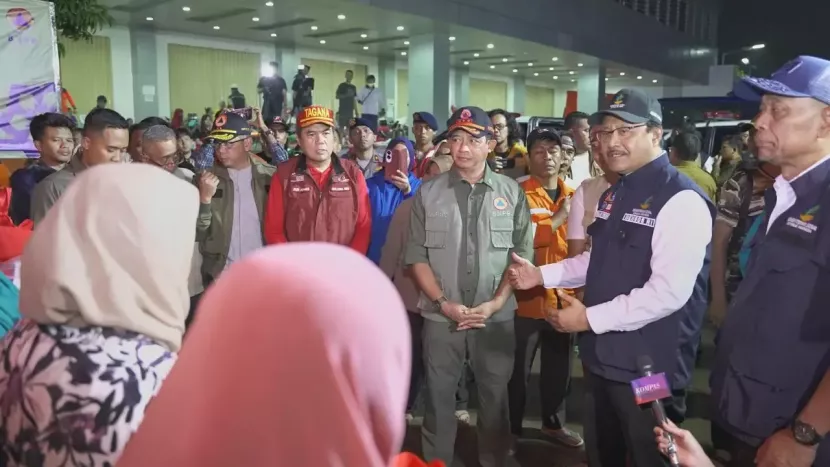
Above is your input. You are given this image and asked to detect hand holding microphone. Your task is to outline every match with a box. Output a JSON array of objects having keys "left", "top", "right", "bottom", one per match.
[
  {"left": 654, "top": 420, "right": 715, "bottom": 467},
  {"left": 634, "top": 356, "right": 681, "bottom": 467}
]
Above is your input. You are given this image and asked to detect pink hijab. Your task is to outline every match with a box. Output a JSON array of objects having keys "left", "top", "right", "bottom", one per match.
[{"left": 117, "top": 243, "right": 411, "bottom": 467}]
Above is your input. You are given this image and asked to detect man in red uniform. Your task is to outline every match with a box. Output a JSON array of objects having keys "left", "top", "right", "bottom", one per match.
[{"left": 264, "top": 105, "right": 371, "bottom": 253}]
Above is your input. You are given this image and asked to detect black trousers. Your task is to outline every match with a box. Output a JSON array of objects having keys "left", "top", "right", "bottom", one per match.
[
  {"left": 507, "top": 316, "right": 574, "bottom": 435},
  {"left": 407, "top": 312, "right": 424, "bottom": 412},
  {"left": 583, "top": 370, "right": 669, "bottom": 467}
]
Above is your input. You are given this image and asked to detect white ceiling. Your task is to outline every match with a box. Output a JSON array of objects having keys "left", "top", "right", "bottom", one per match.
[{"left": 102, "top": 0, "right": 680, "bottom": 88}]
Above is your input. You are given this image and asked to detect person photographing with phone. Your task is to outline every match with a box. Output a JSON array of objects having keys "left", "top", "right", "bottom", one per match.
[
  {"left": 508, "top": 128, "right": 584, "bottom": 452},
  {"left": 506, "top": 89, "right": 714, "bottom": 467}
]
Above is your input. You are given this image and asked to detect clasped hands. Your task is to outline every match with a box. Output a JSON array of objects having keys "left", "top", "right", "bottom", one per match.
[{"left": 440, "top": 300, "right": 499, "bottom": 331}]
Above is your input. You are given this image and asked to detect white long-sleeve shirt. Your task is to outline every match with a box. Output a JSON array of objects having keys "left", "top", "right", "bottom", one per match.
[
  {"left": 542, "top": 190, "right": 712, "bottom": 334},
  {"left": 357, "top": 86, "right": 385, "bottom": 115}
]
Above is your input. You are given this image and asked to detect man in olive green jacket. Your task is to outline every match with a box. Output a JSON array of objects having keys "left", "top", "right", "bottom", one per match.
[{"left": 195, "top": 113, "right": 276, "bottom": 283}]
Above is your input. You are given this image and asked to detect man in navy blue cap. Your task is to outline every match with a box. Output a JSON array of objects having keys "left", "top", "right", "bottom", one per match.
[
  {"left": 710, "top": 56, "right": 830, "bottom": 467},
  {"left": 412, "top": 112, "right": 439, "bottom": 177},
  {"left": 405, "top": 106, "right": 533, "bottom": 466},
  {"left": 508, "top": 88, "right": 714, "bottom": 467},
  {"left": 342, "top": 117, "right": 383, "bottom": 179}
]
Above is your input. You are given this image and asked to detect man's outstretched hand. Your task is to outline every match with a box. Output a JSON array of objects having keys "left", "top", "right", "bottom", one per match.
[{"left": 507, "top": 252, "right": 543, "bottom": 290}]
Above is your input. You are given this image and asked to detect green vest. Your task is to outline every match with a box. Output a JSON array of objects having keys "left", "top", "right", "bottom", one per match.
[{"left": 417, "top": 170, "right": 525, "bottom": 323}]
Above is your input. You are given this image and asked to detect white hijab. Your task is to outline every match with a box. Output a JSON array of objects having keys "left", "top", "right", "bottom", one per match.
[{"left": 20, "top": 163, "right": 199, "bottom": 351}]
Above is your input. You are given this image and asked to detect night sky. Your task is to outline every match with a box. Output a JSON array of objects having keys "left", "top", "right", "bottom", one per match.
[{"left": 718, "top": 0, "right": 830, "bottom": 75}]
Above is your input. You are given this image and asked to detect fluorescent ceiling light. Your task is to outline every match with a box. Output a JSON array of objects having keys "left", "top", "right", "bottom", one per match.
[
  {"left": 252, "top": 17, "right": 260, "bottom": 22},
  {"left": 486, "top": 43, "right": 494, "bottom": 49},
  {"left": 320, "top": 39, "right": 326, "bottom": 44},
  {"left": 182, "top": 6, "right": 190, "bottom": 12},
  {"left": 396, "top": 25, "right": 405, "bottom": 31},
  {"left": 337, "top": 14, "right": 346, "bottom": 20},
  {"left": 449, "top": 36, "right": 456, "bottom": 41},
  {"left": 146, "top": 16, "right": 153, "bottom": 21},
  {"left": 360, "top": 33, "right": 368, "bottom": 38},
  {"left": 463, "top": 61, "right": 469, "bottom": 65},
  {"left": 310, "top": 25, "right": 318, "bottom": 30}
]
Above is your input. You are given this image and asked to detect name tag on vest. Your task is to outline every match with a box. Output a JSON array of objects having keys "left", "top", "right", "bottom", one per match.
[
  {"left": 331, "top": 186, "right": 351, "bottom": 192},
  {"left": 595, "top": 210, "right": 610, "bottom": 220},
  {"left": 622, "top": 213, "right": 656, "bottom": 228},
  {"left": 292, "top": 186, "right": 311, "bottom": 193}
]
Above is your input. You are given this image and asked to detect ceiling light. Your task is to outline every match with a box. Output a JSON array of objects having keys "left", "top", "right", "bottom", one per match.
[
  {"left": 605, "top": 78, "right": 609, "bottom": 81},
  {"left": 404, "top": 40, "right": 410, "bottom": 45},
  {"left": 577, "top": 63, "right": 583, "bottom": 67},
  {"left": 401, "top": 51, "right": 407, "bottom": 56},
  {"left": 252, "top": 17, "right": 260, "bottom": 22},
  {"left": 449, "top": 36, "right": 456, "bottom": 41},
  {"left": 552, "top": 57, "right": 558, "bottom": 61},
  {"left": 487, "top": 43, "right": 494, "bottom": 49},
  {"left": 527, "top": 62, "right": 533, "bottom": 66},
  {"left": 463, "top": 61, "right": 469, "bottom": 65},
  {"left": 213, "top": 25, "right": 220, "bottom": 30},
  {"left": 637, "top": 75, "right": 642, "bottom": 80},
  {"left": 620, "top": 72, "right": 626, "bottom": 76},
  {"left": 533, "top": 72, "right": 539, "bottom": 76},
  {"left": 473, "top": 53, "right": 480, "bottom": 57},
  {"left": 265, "top": 1, "right": 274, "bottom": 5},
  {"left": 270, "top": 33, "right": 277, "bottom": 37},
  {"left": 146, "top": 16, "right": 153, "bottom": 21},
  {"left": 490, "top": 65, "right": 495, "bottom": 69},
  {"left": 553, "top": 76, "right": 558, "bottom": 80},
  {"left": 512, "top": 69, "right": 518, "bottom": 73},
  {"left": 502, "top": 58, "right": 508, "bottom": 62},
  {"left": 320, "top": 39, "right": 326, "bottom": 44},
  {"left": 549, "top": 67, "right": 554, "bottom": 71},
  {"left": 569, "top": 71, "right": 575, "bottom": 75},
  {"left": 653, "top": 79, "right": 658, "bottom": 83},
  {"left": 310, "top": 25, "right": 318, "bottom": 30},
  {"left": 751, "top": 43, "right": 765, "bottom": 50},
  {"left": 337, "top": 14, "right": 346, "bottom": 20},
  {"left": 571, "top": 79, "right": 576, "bottom": 82},
  {"left": 741, "top": 57, "right": 750, "bottom": 65},
  {"left": 360, "top": 33, "right": 368, "bottom": 38},
  {"left": 182, "top": 6, "right": 190, "bottom": 12},
  {"left": 396, "top": 25, "right": 405, "bottom": 31},
  {"left": 363, "top": 46, "right": 369, "bottom": 50}
]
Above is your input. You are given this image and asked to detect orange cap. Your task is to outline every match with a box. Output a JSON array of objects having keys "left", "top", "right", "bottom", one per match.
[{"left": 297, "top": 105, "right": 335, "bottom": 129}]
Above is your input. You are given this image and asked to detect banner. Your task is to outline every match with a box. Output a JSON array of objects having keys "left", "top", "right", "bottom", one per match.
[{"left": 0, "top": 0, "right": 59, "bottom": 158}]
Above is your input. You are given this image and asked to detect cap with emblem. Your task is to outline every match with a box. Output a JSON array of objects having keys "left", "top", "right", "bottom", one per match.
[
  {"left": 526, "top": 127, "right": 562, "bottom": 151},
  {"left": 413, "top": 112, "right": 438, "bottom": 131},
  {"left": 270, "top": 116, "right": 288, "bottom": 130},
  {"left": 207, "top": 112, "right": 253, "bottom": 143},
  {"left": 297, "top": 105, "right": 335, "bottom": 129},
  {"left": 349, "top": 117, "right": 377, "bottom": 133},
  {"left": 446, "top": 106, "right": 493, "bottom": 138},
  {"left": 589, "top": 88, "right": 663, "bottom": 126},
  {"left": 732, "top": 56, "right": 830, "bottom": 105}
]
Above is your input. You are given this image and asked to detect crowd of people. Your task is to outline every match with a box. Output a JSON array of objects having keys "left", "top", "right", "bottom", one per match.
[{"left": 0, "top": 55, "right": 827, "bottom": 467}]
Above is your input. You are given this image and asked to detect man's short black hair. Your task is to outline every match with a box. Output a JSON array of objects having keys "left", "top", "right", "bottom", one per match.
[
  {"left": 564, "top": 111, "right": 589, "bottom": 130},
  {"left": 130, "top": 117, "right": 169, "bottom": 135},
  {"left": 346, "top": 69, "right": 353, "bottom": 74},
  {"left": 30, "top": 112, "right": 75, "bottom": 141},
  {"left": 96, "top": 95, "right": 107, "bottom": 102},
  {"left": 175, "top": 128, "right": 192, "bottom": 139},
  {"left": 367, "top": 74, "right": 376, "bottom": 81},
  {"left": 671, "top": 132, "right": 701, "bottom": 161},
  {"left": 83, "top": 108, "right": 128, "bottom": 136}
]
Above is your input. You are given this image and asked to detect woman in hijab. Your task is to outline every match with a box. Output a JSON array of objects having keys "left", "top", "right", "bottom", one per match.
[
  {"left": 0, "top": 164, "right": 198, "bottom": 466},
  {"left": 118, "top": 243, "right": 440, "bottom": 467}
]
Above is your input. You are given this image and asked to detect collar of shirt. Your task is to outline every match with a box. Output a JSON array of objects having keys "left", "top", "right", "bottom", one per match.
[
  {"left": 772, "top": 153, "right": 830, "bottom": 203},
  {"left": 449, "top": 163, "right": 496, "bottom": 188}
]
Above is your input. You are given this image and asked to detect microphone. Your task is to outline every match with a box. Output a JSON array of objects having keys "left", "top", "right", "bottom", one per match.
[{"left": 634, "top": 355, "right": 680, "bottom": 467}]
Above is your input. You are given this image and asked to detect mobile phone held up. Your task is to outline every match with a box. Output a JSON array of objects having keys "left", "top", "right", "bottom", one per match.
[{"left": 228, "top": 107, "right": 253, "bottom": 121}]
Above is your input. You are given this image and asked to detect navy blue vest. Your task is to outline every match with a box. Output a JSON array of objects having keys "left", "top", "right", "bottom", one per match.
[
  {"left": 711, "top": 158, "right": 830, "bottom": 461},
  {"left": 581, "top": 154, "right": 714, "bottom": 384}
]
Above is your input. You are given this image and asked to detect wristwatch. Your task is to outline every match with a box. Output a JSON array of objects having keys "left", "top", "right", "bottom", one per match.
[
  {"left": 432, "top": 295, "right": 448, "bottom": 308},
  {"left": 792, "top": 420, "right": 823, "bottom": 446}
]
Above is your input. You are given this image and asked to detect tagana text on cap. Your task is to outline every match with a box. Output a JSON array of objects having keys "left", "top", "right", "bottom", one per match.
[
  {"left": 447, "top": 106, "right": 493, "bottom": 137},
  {"left": 297, "top": 105, "right": 335, "bottom": 129},
  {"left": 733, "top": 55, "right": 830, "bottom": 106},
  {"left": 589, "top": 89, "right": 663, "bottom": 126}
]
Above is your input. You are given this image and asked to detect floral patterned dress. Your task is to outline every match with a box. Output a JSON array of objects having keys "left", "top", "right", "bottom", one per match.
[{"left": 0, "top": 320, "right": 176, "bottom": 466}]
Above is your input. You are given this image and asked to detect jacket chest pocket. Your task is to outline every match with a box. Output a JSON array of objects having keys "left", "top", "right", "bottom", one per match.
[
  {"left": 287, "top": 181, "right": 314, "bottom": 200},
  {"left": 425, "top": 216, "right": 449, "bottom": 248},
  {"left": 490, "top": 215, "right": 514, "bottom": 249}
]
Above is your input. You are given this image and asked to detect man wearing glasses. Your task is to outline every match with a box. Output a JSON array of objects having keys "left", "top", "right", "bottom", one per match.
[
  {"left": 508, "top": 89, "right": 714, "bottom": 467},
  {"left": 405, "top": 106, "right": 533, "bottom": 466},
  {"left": 195, "top": 112, "right": 276, "bottom": 285}
]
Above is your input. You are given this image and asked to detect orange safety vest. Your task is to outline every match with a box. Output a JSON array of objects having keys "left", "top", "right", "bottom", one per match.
[
  {"left": 515, "top": 176, "right": 573, "bottom": 319},
  {"left": 392, "top": 452, "right": 446, "bottom": 467}
]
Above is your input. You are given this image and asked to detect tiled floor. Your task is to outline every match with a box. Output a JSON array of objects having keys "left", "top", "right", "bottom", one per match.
[{"left": 401, "top": 327, "right": 717, "bottom": 466}]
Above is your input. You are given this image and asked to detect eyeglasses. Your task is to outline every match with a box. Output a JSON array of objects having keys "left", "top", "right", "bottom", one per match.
[
  {"left": 492, "top": 124, "right": 508, "bottom": 131},
  {"left": 594, "top": 124, "right": 646, "bottom": 143}
]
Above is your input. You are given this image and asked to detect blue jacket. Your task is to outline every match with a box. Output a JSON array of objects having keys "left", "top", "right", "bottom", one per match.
[
  {"left": 366, "top": 171, "right": 421, "bottom": 264},
  {"left": 0, "top": 274, "right": 20, "bottom": 336}
]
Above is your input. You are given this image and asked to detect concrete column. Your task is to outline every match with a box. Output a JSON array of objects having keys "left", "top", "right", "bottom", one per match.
[
  {"left": 377, "top": 58, "right": 397, "bottom": 120},
  {"left": 408, "top": 30, "right": 451, "bottom": 130},
  {"left": 513, "top": 76, "right": 526, "bottom": 114},
  {"left": 129, "top": 28, "right": 160, "bottom": 120},
  {"left": 453, "top": 67, "right": 470, "bottom": 108},
  {"left": 554, "top": 88, "right": 568, "bottom": 118},
  {"left": 576, "top": 65, "right": 607, "bottom": 114},
  {"left": 276, "top": 45, "right": 300, "bottom": 108}
]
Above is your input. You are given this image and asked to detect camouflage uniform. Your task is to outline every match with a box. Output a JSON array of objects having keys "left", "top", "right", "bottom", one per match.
[{"left": 715, "top": 169, "right": 768, "bottom": 300}]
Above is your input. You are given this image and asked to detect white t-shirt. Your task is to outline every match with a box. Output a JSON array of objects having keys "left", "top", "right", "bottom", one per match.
[
  {"left": 566, "top": 151, "right": 593, "bottom": 189},
  {"left": 357, "top": 86, "right": 385, "bottom": 115},
  {"left": 566, "top": 176, "right": 612, "bottom": 241}
]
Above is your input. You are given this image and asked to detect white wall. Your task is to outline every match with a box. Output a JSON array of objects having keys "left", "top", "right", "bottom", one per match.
[{"left": 98, "top": 27, "right": 134, "bottom": 119}]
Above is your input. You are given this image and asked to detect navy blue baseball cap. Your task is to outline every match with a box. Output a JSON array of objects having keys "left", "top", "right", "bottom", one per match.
[
  {"left": 526, "top": 127, "right": 562, "bottom": 151},
  {"left": 413, "top": 112, "right": 438, "bottom": 131},
  {"left": 589, "top": 88, "right": 663, "bottom": 126},
  {"left": 447, "top": 106, "right": 493, "bottom": 138},
  {"left": 349, "top": 117, "right": 376, "bottom": 133},
  {"left": 733, "top": 56, "right": 830, "bottom": 105}
]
